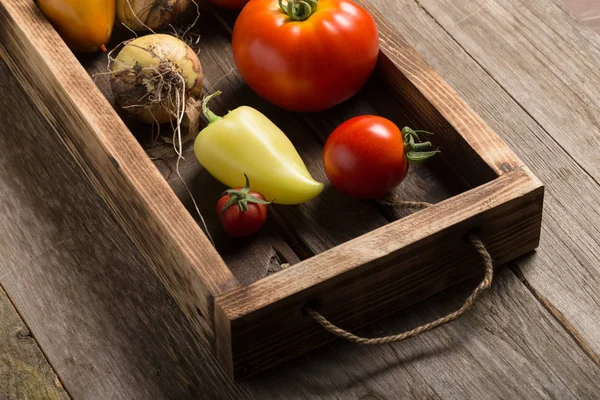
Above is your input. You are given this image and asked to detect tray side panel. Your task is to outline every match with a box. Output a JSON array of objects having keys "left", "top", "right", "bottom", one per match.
[
  {"left": 0, "top": 0, "right": 238, "bottom": 345},
  {"left": 216, "top": 168, "right": 544, "bottom": 379},
  {"left": 359, "top": 0, "right": 524, "bottom": 187}
]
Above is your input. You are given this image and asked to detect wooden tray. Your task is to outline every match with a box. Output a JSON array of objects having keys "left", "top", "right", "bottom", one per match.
[{"left": 0, "top": 0, "right": 544, "bottom": 380}]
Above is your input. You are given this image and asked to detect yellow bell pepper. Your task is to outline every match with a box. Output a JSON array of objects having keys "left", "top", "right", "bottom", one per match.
[
  {"left": 37, "top": 0, "right": 115, "bottom": 53},
  {"left": 194, "top": 92, "right": 324, "bottom": 205}
]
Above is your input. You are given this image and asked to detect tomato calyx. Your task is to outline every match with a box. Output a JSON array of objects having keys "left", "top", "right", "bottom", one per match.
[
  {"left": 278, "top": 0, "right": 318, "bottom": 21},
  {"left": 202, "top": 91, "right": 223, "bottom": 125},
  {"left": 221, "top": 174, "right": 272, "bottom": 213},
  {"left": 402, "top": 127, "right": 440, "bottom": 163}
]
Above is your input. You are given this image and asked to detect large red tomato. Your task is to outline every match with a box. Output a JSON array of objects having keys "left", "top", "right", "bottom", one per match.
[
  {"left": 232, "top": 0, "right": 379, "bottom": 112},
  {"left": 323, "top": 116, "right": 437, "bottom": 199}
]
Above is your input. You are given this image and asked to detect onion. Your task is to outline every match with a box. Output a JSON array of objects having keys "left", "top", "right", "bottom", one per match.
[
  {"left": 110, "top": 34, "right": 203, "bottom": 124},
  {"left": 117, "top": 0, "right": 192, "bottom": 31}
]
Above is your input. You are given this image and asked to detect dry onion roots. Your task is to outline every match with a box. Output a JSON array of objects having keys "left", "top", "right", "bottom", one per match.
[
  {"left": 110, "top": 34, "right": 203, "bottom": 125},
  {"left": 109, "top": 33, "right": 213, "bottom": 244}
]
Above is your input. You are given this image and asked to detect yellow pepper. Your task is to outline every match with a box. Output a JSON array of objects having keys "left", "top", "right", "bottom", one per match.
[
  {"left": 37, "top": 0, "right": 115, "bottom": 52},
  {"left": 194, "top": 92, "right": 324, "bottom": 205}
]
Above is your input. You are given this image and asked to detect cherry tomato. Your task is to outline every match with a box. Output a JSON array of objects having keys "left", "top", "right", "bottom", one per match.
[
  {"left": 217, "top": 177, "right": 270, "bottom": 237},
  {"left": 323, "top": 116, "right": 437, "bottom": 199},
  {"left": 232, "top": 0, "right": 379, "bottom": 112}
]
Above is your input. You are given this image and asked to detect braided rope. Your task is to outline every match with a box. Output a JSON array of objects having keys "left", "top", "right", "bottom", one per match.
[
  {"left": 378, "top": 198, "right": 432, "bottom": 210},
  {"left": 306, "top": 200, "right": 493, "bottom": 345}
]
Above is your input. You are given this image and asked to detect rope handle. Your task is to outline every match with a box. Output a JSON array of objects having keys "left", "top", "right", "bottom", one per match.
[{"left": 305, "top": 199, "right": 494, "bottom": 345}]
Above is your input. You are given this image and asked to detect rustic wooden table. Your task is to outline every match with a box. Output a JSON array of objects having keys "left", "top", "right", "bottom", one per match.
[{"left": 1, "top": 0, "right": 600, "bottom": 399}]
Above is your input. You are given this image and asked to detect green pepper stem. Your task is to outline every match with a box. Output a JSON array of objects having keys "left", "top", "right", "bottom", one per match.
[{"left": 202, "top": 91, "right": 223, "bottom": 125}]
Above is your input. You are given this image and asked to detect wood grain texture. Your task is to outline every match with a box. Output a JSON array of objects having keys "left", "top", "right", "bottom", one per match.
[
  {"left": 563, "top": 0, "right": 600, "bottom": 32},
  {"left": 0, "top": 0, "right": 597, "bottom": 398},
  {"left": 377, "top": 0, "right": 600, "bottom": 362},
  {"left": 187, "top": 16, "right": 393, "bottom": 255},
  {"left": 247, "top": 268, "right": 600, "bottom": 399},
  {"left": 414, "top": 0, "right": 600, "bottom": 182},
  {"left": 0, "top": 286, "right": 70, "bottom": 400},
  {"left": 216, "top": 167, "right": 544, "bottom": 378},
  {"left": 0, "top": 0, "right": 478, "bottom": 384},
  {"left": 0, "top": 56, "right": 249, "bottom": 399},
  {"left": 1, "top": 222, "right": 250, "bottom": 400},
  {"left": 82, "top": 32, "right": 301, "bottom": 286},
  {"left": 0, "top": 55, "right": 597, "bottom": 399},
  {"left": 194, "top": 6, "right": 462, "bottom": 256},
  {"left": 0, "top": 0, "right": 238, "bottom": 349},
  {"left": 181, "top": 7, "right": 543, "bottom": 378},
  {"left": 357, "top": 0, "right": 524, "bottom": 184},
  {"left": 88, "top": 9, "right": 457, "bottom": 264}
]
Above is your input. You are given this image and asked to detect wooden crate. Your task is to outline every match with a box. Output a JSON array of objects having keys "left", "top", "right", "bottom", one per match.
[{"left": 0, "top": 0, "right": 544, "bottom": 380}]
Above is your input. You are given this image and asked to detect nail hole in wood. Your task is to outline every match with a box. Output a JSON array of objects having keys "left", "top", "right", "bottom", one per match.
[
  {"left": 302, "top": 299, "right": 322, "bottom": 316},
  {"left": 462, "top": 228, "right": 481, "bottom": 243}
]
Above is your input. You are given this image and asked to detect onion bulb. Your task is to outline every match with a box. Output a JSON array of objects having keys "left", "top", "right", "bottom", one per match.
[
  {"left": 116, "top": 0, "right": 191, "bottom": 31},
  {"left": 110, "top": 34, "right": 203, "bottom": 124}
]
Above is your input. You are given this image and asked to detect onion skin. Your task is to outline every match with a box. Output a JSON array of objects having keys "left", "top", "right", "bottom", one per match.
[
  {"left": 116, "top": 0, "right": 191, "bottom": 31},
  {"left": 111, "top": 34, "right": 203, "bottom": 124},
  {"left": 37, "top": 0, "right": 115, "bottom": 52}
]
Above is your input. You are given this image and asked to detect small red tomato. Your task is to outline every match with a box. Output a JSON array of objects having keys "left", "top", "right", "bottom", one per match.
[
  {"left": 217, "top": 176, "right": 271, "bottom": 237},
  {"left": 323, "top": 116, "right": 437, "bottom": 199}
]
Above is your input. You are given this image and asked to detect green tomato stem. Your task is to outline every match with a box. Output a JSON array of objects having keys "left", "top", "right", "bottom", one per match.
[
  {"left": 221, "top": 174, "right": 272, "bottom": 214},
  {"left": 402, "top": 126, "right": 440, "bottom": 163},
  {"left": 278, "top": 0, "right": 318, "bottom": 21},
  {"left": 412, "top": 141, "right": 432, "bottom": 150}
]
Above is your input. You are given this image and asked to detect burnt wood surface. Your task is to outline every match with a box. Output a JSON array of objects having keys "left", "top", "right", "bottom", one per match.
[{"left": 0, "top": 0, "right": 599, "bottom": 398}]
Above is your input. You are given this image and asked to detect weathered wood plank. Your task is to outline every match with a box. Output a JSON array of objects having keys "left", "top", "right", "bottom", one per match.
[
  {"left": 217, "top": 167, "right": 544, "bottom": 378},
  {"left": 0, "top": 56, "right": 249, "bottom": 399},
  {"left": 172, "top": 12, "right": 394, "bottom": 256},
  {"left": 248, "top": 269, "right": 600, "bottom": 399},
  {"left": 0, "top": 0, "right": 238, "bottom": 349},
  {"left": 1, "top": 53, "right": 599, "bottom": 398},
  {"left": 414, "top": 0, "right": 600, "bottom": 181},
  {"left": 0, "top": 286, "right": 70, "bottom": 400},
  {"left": 563, "top": 0, "right": 600, "bottom": 32},
  {"left": 162, "top": 156, "right": 302, "bottom": 285},
  {"left": 205, "top": 0, "right": 464, "bottom": 268},
  {"left": 83, "top": 41, "right": 301, "bottom": 285},
  {"left": 2, "top": 224, "right": 253, "bottom": 400},
  {"left": 371, "top": 0, "right": 600, "bottom": 360},
  {"left": 0, "top": 0, "right": 598, "bottom": 398}
]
